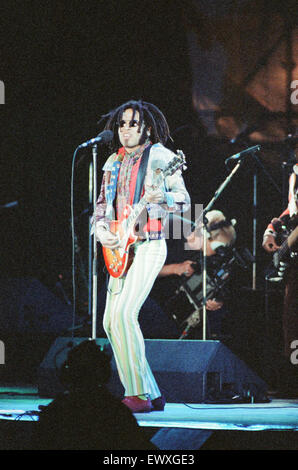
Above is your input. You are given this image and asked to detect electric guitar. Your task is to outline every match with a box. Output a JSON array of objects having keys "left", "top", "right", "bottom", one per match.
[
  {"left": 266, "top": 215, "right": 298, "bottom": 282},
  {"left": 102, "top": 150, "right": 187, "bottom": 278}
]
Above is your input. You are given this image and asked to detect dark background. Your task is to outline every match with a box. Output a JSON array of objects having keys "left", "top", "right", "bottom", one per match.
[
  {"left": 1, "top": 1, "right": 297, "bottom": 384},
  {"left": 1, "top": 0, "right": 193, "bottom": 284}
]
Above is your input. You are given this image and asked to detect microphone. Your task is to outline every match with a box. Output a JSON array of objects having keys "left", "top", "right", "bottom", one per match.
[
  {"left": 78, "top": 130, "right": 113, "bottom": 149},
  {"left": 0, "top": 201, "right": 18, "bottom": 209},
  {"left": 230, "top": 125, "right": 259, "bottom": 144},
  {"left": 225, "top": 145, "right": 261, "bottom": 164}
]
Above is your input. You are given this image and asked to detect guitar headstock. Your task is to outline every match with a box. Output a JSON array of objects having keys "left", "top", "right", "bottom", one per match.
[{"left": 163, "top": 150, "right": 187, "bottom": 178}]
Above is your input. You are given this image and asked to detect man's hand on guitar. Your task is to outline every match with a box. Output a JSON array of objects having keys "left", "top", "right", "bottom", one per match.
[
  {"left": 95, "top": 223, "right": 120, "bottom": 249},
  {"left": 262, "top": 233, "right": 280, "bottom": 253},
  {"left": 144, "top": 184, "right": 165, "bottom": 204}
]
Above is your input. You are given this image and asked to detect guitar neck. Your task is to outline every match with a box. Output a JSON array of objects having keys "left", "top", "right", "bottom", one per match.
[
  {"left": 125, "top": 196, "right": 148, "bottom": 227},
  {"left": 276, "top": 225, "right": 298, "bottom": 263},
  {"left": 287, "top": 225, "right": 298, "bottom": 250},
  {"left": 123, "top": 150, "right": 185, "bottom": 229}
]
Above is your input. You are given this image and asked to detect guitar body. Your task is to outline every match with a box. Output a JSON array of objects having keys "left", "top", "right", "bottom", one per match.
[{"left": 102, "top": 206, "right": 138, "bottom": 278}]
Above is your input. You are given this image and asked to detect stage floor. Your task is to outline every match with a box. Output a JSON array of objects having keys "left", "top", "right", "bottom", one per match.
[{"left": 1, "top": 384, "right": 298, "bottom": 429}]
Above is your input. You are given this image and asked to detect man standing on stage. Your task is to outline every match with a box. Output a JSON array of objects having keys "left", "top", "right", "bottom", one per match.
[{"left": 93, "top": 100, "right": 190, "bottom": 412}]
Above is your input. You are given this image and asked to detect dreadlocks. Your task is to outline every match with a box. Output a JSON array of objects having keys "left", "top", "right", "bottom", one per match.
[{"left": 99, "top": 100, "right": 172, "bottom": 152}]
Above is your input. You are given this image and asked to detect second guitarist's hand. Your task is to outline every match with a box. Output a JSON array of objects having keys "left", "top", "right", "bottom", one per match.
[
  {"left": 95, "top": 223, "right": 120, "bottom": 249},
  {"left": 262, "top": 233, "right": 281, "bottom": 253}
]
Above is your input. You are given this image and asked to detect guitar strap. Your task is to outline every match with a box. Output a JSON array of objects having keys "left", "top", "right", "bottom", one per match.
[{"left": 133, "top": 144, "right": 152, "bottom": 204}]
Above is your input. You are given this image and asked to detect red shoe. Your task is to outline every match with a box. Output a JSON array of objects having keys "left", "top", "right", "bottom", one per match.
[
  {"left": 152, "top": 395, "right": 166, "bottom": 411},
  {"left": 122, "top": 396, "right": 153, "bottom": 413}
]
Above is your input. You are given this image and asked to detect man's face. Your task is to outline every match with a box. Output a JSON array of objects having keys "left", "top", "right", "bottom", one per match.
[{"left": 118, "top": 108, "right": 144, "bottom": 153}]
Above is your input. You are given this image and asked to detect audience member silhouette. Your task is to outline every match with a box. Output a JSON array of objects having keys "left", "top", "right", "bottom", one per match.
[{"left": 32, "top": 339, "right": 157, "bottom": 450}]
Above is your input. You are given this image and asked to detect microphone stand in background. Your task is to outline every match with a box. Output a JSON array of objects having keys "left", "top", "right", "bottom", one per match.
[
  {"left": 251, "top": 151, "right": 282, "bottom": 290},
  {"left": 199, "top": 155, "right": 248, "bottom": 339},
  {"left": 226, "top": 145, "right": 281, "bottom": 291},
  {"left": 196, "top": 145, "right": 261, "bottom": 340},
  {"left": 281, "top": 135, "right": 298, "bottom": 208}
]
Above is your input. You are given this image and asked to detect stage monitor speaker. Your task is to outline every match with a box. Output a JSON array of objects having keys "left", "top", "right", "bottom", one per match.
[
  {"left": 0, "top": 278, "right": 75, "bottom": 334},
  {"left": 37, "top": 338, "right": 267, "bottom": 402}
]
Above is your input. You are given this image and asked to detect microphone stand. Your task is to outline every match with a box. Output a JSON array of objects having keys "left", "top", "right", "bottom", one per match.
[
  {"left": 73, "top": 134, "right": 113, "bottom": 340},
  {"left": 88, "top": 161, "right": 93, "bottom": 319},
  {"left": 248, "top": 152, "right": 281, "bottom": 290},
  {"left": 202, "top": 212, "right": 208, "bottom": 340},
  {"left": 91, "top": 144, "right": 98, "bottom": 340},
  {"left": 252, "top": 169, "right": 257, "bottom": 290},
  {"left": 199, "top": 157, "right": 247, "bottom": 340},
  {"left": 226, "top": 142, "right": 281, "bottom": 290}
]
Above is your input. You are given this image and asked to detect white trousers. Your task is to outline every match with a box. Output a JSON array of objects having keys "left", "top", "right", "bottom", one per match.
[{"left": 103, "top": 239, "right": 167, "bottom": 398}]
